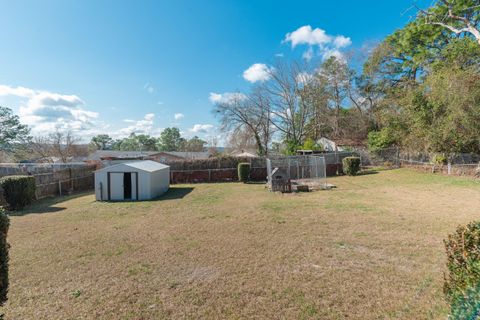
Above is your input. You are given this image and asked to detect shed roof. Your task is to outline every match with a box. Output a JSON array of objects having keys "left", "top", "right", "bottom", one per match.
[{"left": 96, "top": 160, "right": 169, "bottom": 173}]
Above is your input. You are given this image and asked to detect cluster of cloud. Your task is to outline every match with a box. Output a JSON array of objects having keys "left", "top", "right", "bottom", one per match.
[
  {"left": 0, "top": 85, "right": 99, "bottom": 135},
  {"left": 0, "top": 83, "right": 220, "bottom": 143},
  {"left": 189, "top": 124, "right": 214, "bottom": 134},
  {"left": 283, "top": 25, "right": 351, "bottom": 62},
  {"left": 119, "top": 113, "right": 163, "bottom": 136},
  {"left": 242, "top": 63, "right": 273, "bottom": 83},
  {"left": 174, "top": 113, "right": 184, "bottom": 121},
  {"left": 236, "top": 25, "right": 351, "bottom": 88},
  {"left": 209, "top": 92, "right": 247, "bottom": 104},
  {"left": 120, "top": 112, "right": 213, "bottom": 138}
]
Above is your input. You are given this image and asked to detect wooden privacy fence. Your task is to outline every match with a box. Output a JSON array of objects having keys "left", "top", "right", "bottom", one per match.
[
  {"left": 33, "top": 167, "right": 95, "bottom": 199},
  {"left": 170, "top": 167, "right": 267, "bottom": 184},
  {"left": 168, "top": 159, "right": 345, "bottom": 184},
  {"left": 0, "top": 164, "right": 96, "bottom": 203}
]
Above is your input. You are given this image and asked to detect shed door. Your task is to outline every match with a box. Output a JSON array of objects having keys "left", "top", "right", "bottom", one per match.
[
  {"left": 110, "top": 172, "right": 124, "bottom": 200},
  {"left": 130, "top": 172, "right": 138, "bottom": 200}
]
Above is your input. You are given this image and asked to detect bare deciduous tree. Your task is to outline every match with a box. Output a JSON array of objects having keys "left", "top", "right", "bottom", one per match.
[
  {"left": 264, "top": 62, "right": 313, "bottom": 147},
  {"left": 31, "top": 131, "right": 82, "bottom": 163},
  {"left": 213, "top": 91, "right": 271, "bottom": 156}
]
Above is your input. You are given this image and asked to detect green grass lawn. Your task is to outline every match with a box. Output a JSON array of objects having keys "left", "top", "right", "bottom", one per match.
[{"left": 4, "top": 169, "right": 480, "bottom": 319}]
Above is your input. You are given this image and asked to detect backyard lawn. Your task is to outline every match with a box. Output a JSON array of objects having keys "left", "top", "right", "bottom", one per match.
[{"left": 4, "top": 168, "right": 480, "bottom": 319}]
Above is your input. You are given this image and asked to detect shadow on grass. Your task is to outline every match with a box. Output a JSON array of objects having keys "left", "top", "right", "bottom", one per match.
[
  {"left": 357, "top": 170, "right": 379, "bottom": 176},
  {"left": 245, "top": 181, "right": 267, "bottom": 185},
  {"left": 157, "top": 187, "right": 194, "bottom": 201},
  {"left": 9, "top": 191, "right": 93, "bottom": 216}
]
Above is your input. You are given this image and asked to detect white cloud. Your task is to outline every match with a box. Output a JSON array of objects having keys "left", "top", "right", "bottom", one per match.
[
  {"left": 174, "top": 113, "right": 184, "bottom": 121},
  {"left": 0, "top": 85, "right": 35, "bottom": 97},
  {"left": 242, "top": 63, "right": 273, "bottom": 83},
  {"left": 118, "top": 113, "right": 160, "bottom": 136},
  {"left": 209, "top": 92, "right": 247, "bottom": 104},
  {"left": 284, "top": 25, "right": 332, "bottom": 48},
  {"left": 189, "top": 124, "right": 214, "bottom": 133},
  {"left": 283, "top": 25, "right": 351, "bottom": 62},
  {"left": 0, "top": 85, "right": 99, "bottom": 135},
  {"left": 333, "top": 35, "right": 352, "bottom": 48},
  {"left": 275, "top": 53, "right": 284, "bottom": 58}
]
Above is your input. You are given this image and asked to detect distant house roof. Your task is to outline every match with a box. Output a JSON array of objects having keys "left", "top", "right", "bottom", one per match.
[
  {"left": 230, "top": 149, "right": 258, "bottom": 158},
  {"left": 86, "top": 150, "right": 159, "bottom": 161},
  {"left": 318, "top": 137, "right": 365, "bottom": 152},
  {"left": 96, "top": 160, "right": 169, "bottom": 173},
  {"left": 84, "top": 150, "right": 212, "bottom": 162},
  {"left": 233, "top": 151, "right": 257, "bottom": 158},
  {"left": 160, "top": 151, "right": 210, "bottom": 160}
]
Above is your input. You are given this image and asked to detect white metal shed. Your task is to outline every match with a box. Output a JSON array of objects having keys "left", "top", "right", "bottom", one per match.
[{"left": 94, "top": 160, "right": 170, "bottom": 201}]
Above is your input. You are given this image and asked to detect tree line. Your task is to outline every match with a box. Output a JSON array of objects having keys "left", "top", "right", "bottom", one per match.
[
  {"left": 214, "top": 0, "right": 480, "bottom": 156},
  {"left": 90, "top": 128, "right": 207, "bottom": 152}
]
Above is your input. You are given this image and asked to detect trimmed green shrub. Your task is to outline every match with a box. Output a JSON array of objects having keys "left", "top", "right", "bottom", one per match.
[
  {"left": 237, "top": 163, "right": 251, "bottom": 182},
  {"left": 0, "top": 207, "right": 9, "bottom": 306},
  {"left": 0, "top": 175, "right": 36, "bottom": 210},
  {"left": 342, "top": 157, "right": 361, "bottom": 176},
  {"left": 444, "top": 221, "right": 480, "bottom": 319}
]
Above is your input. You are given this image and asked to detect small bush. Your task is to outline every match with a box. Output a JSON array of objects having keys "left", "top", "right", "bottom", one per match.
[
  {"left": 444, "top": 221, "right": 480, "bottom": 319},
  {"left": 302, "top": 138, "right": 324, "bottom": 151},
  {"left": 237, "top": 163, "right": 251, "bottom": 182},
  {"left": 432, "top": 154, "right": 448, "bottom": 165},
  {"left": 0, "top": 175, "right": 36, "bottom": 210},
  {"left": 367, "top": 129, "right": 396, "bottom": 151},
  {"left": 0, "top": 207, "right": 9, "bottom": 306},
  {"left": 342, "top": 157, "right": 361, "bottom": 176}
]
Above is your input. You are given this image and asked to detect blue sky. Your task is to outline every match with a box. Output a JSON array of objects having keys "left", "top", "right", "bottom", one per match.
[{"left": 0, "top": 0, "right": 428, "bottom": 145}]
